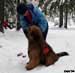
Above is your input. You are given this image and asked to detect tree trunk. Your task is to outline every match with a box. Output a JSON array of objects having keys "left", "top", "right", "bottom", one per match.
[
  {"left": 43, "top": 0, "right": 52, "bottom": 15},
  {"left": 0, "top": 0, "right": 4, "bottom": 33},
  {"left": 64, "top": 0, "right": 68, "bottom": 29},
  {"left": 16, "top": 0, "right": 21, "bottom": 31},
  {"left": 38, "top": 0, "right": 44, "bottom": 7},
  {"left": 59, "top": 4, "right": 63, "bottom": 28}
]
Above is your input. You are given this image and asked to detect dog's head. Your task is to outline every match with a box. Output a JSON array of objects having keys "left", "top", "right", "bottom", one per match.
[{"left": 26, "top": 25, "right": 43, "bottom": 41}]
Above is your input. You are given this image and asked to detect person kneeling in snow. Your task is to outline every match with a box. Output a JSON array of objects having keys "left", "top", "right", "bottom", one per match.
[
  {"left": 17, "top": 3, "right": 51, "bottom": 67},
  {"left": 17, "top": 3, "right": 48, "bottom": 40}
]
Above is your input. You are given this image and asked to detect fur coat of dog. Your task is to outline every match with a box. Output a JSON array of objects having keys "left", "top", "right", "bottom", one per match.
[{"left": 25, "top": 25, "right": 69, "bottom": 70}]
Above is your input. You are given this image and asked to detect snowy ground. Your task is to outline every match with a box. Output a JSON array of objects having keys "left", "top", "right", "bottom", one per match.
[{"left": 0, "top": 26, "right": 75, "bottom": 73}]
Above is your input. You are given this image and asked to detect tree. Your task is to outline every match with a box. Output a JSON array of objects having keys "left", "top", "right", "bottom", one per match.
[
  {"left": 38, "top": 0, "right": 52, "bottom": 15},
  {"left": 64, "top": 0, "right": 68, "bottom": 28},
  {"left": 59, "top": 3, "right": 64, "bottom": 28},
  {"left": 38, "top": 0, "right": 44, "bottom": 7},
  {"left": 48, "top": 0, "right": 75, "bottom": 29},
  {"left": 42, "top": 0, "right": 52, "bottom": 15},
  {"left": 49, "top": 0, "right": 64, "bottom": 28},
  {"left": 0, "top": 0, "right": 4, "bottom": 33}
]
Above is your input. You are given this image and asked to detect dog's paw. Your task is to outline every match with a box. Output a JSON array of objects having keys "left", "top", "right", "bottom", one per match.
[
  {"left": 22, "top": 55, "right": 26, "bottom": 58},
  {"left": 17, "top": 53, "right": 23, "bottom": 56},
  {"left": 25, "top": 64, "right": 33, "bottom": 70}
]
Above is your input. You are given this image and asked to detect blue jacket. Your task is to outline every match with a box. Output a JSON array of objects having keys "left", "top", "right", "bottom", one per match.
[{"left": 20, "top": 4, "right": 48, "bottom": 32}]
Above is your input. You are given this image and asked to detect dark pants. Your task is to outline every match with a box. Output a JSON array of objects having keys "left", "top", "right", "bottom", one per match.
[{"left": 42, "top": 25, "right": 48, "bottom": 40}]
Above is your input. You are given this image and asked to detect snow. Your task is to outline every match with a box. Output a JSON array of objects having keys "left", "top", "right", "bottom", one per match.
[
  {"left": 47, "top": 17, "right": 75, "bottom": 29},
  {"left": 0, "top": 22, "right": 75, "bottom": 73}
]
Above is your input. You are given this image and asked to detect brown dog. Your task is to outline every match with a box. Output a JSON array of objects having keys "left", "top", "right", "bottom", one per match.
[{"left": 25, "top": 25, "right": 69, "bottom": 70}]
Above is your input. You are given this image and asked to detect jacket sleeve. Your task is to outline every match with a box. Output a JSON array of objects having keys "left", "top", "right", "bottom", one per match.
[{"left": 20, "top": 15, "right": 28, "bottom": 31}]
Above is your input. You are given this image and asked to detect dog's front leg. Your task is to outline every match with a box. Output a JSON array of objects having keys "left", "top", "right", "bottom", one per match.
[{"left": 25, "top": 50, "right": 40, "bottom": 70}]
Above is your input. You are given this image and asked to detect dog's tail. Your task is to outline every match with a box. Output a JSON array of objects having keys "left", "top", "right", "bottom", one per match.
[{"left": 56, "top": 52, "right": 69, "bottom": 57}]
